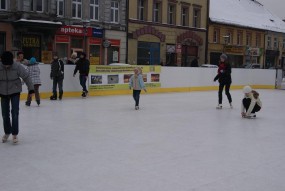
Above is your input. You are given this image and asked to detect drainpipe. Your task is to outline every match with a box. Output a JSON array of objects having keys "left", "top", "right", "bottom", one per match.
[
  {"left": 205, "top": 0, "right": 210, "bottom": 64},
  {"left": 126, "top": 0, "right": 129, "bottom": 64}
]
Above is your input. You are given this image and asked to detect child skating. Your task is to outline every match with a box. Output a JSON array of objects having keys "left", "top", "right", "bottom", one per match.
[
  {"left": 129, "top": 67, "right": 146, "bottom": 110},
  {"left": 241, "top": 86, "right": 262, "bottom": 118}
]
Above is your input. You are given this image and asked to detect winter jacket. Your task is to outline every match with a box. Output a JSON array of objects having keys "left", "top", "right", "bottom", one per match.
[
  {"left": 0, "top": 61, "right": 34, "bottom": 96},
  {"left": 214, "top": 62, "right": 232, "bottom": 84},
  {"left": 129, "top": 74, "right": 145, "bottom": 90},
  {"left": 26, "top": 63, "right": 41, "bottom": 85},
  {"left": 50, "top": 59, "right": 64, "bottom": 79},
  {"left": 73, "top": 58, "right": 90, "bottom": 76},
  {"left": 241, "top": 92, "right": 262, "bottom": 116}
]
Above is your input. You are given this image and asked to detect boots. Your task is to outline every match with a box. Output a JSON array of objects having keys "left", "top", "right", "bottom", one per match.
[
  {"left": 36, "top": 100, "right": 40, "bottom": 106},
  {"left": 25, "top": 101, "right": 31, "bottom": 106},
  {"left": 59, "top": 92, "right": 63, "bottom": 100},
  {"left": 50, "top": 93, "right": 57, "bottom": 100}
]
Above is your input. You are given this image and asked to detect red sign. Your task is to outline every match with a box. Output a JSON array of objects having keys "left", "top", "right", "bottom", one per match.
[
  {"left": 55, "top": 35, "right": 70, "bottom": 43},
  {"left": 89, "top": 38, "right": 102, "bottom": 45},
  {"left": 109, "top": 39, "right": 120, "bottom": 46},
  {"left": 56, "top": 26, "right": 93, "bottom": 37}
]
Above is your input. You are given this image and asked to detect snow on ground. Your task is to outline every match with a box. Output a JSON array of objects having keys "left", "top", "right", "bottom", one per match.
[{"left": 0, "top": 89, "right": 285, "bottom": 191}]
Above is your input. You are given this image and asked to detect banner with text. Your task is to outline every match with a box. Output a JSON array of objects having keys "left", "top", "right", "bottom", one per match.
[{"left": 89, "top": 65, "right": 161, "bottom": 91}]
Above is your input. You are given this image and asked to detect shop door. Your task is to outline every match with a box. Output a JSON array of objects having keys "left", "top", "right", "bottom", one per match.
[
  {"left": 182, "top": 46, "right": 198, "bottom": 67},
  {"left": 137, "top": 42, "right": 160, "bottom": 65},
  {"left": 22, "top": 35, "right": 41, "bottom": 61}
]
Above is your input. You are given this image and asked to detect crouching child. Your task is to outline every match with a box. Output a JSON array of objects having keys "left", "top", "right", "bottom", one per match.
[{"left": 241, "top": 86, "right": 262, "bottom": 118}]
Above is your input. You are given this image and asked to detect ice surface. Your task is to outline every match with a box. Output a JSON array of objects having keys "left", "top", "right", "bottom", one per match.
[{"left": 1, "top": 90, "right": 285, "bottom": 191}]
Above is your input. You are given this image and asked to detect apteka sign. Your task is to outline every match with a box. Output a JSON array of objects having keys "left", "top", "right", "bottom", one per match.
[{"left": 56, "top": 26, "right": 93, "bottom": 37}]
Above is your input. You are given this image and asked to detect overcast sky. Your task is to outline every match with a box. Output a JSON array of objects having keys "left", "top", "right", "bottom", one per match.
[{"left": 257, "top": 0, "right": 285, "bottom": 19}]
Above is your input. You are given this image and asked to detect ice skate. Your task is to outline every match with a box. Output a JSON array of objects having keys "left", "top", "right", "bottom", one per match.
[
  {"left": 25, "top": 101, "right": 31, "bottom": 106},
  {"left": 135, "top": 106, "right": 139, "bottom": 110},
  {"left": 12, "top": 135, "right": 18, "bottom": 144},
  {"left": 36, "top": 100, "right": 40, "bottom": 106},
  {"left": 2, "top": 134, "right": 10, "bottom": 143},
  {"left": 230, "top": 103, "right": 233, "bottom": 109},
  {"left": 246, "top": 113, "right": 256, "bottom": 119},
  {"left": 82, "top": 91, "right": 87, "bottom": 98},
  {"left": 216, "top": 104, "right": 222, "bottom": 109}
]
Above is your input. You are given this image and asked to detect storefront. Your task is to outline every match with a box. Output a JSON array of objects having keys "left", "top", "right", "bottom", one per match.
[
  {"left": 265, "top": 50, "right": 280, "bottom": 69},
  {"left": 128, "top": 25, "right": 206, "bottom": 66}
]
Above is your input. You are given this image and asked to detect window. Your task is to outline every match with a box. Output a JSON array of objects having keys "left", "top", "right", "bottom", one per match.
[
  {"left": 193, "top": 8, "right": 201, "bottom": 28},
  {"left": 237, "top": 31, "right": 243, "bottom": 45},
  {"left": 153, "top": 2, "right": 161, "bottom": 23},
  {"left": 138, "top": 0, "right": 146, "bottom": 21},
  {"left": 246, "top": 33, "right": 252, "bottom": 46},
  {"left": 256, "top": 33, "right": 261, "bottom": 47},
  {"left": 226, "top": 31, "right": 233, "bottom": 44},
  {"left": 181, "top": 7, "right": 189, "bottom": 26},
  {"left": 72, "top": 0, "right": 82, "bottom": 18},
  {"left": 111, "top": 1, "right": 119, "bottom": 23},
  {"left": 267, "top": 36, "right": 271, "bottom": 47},
  {"left": 168, "top": 4, "right": 176, "bottom": 25},
  {"left": 213, "top": 29, "right": 219, "bottom": 43},
  {"left": 283, "top": 39, "right": 285, "bottom": 49},
  {"left": 56, "top": 0, "right": 64, "bottom": 17},
  {"left": 90, "top": 0, "right": 99, "bottom": 21},
  {"left": 36, "top": 0, "right": 44, "bottom": 12},
  {"left": 273, "top": 37, "right": 278, "bottom": 48},
  {"left": 0, "top": 0, "right": 7, "bottom": 10}
]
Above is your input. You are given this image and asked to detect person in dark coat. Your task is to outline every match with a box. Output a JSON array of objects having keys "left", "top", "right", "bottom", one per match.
[
  {"left": 214, "top": 54, "right": 232, "bottom": 109},
  {"left": 50, "top": 53, "right": 64, "bottom": 100},
  {"left": 0, "top": 51, "right": 34, "bottom": 144},
  {"left": 73, "top": 52, "right": 90, "bottom": 98},
  {"left": 191, "top": 57, "right": 199, "bottom": 67}
]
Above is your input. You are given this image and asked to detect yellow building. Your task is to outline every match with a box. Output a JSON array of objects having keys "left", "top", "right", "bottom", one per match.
[
  {"left": 265, "top": 32, "right": 285, "bottom": 69},
  {"left": 208, "top": 23, "right": 265, "bottom": 68},
  {"left": 128, "top": 0, "right": 208, "bottom": 66}
]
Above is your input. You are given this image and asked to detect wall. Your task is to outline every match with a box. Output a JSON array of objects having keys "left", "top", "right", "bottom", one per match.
[{"left": 21, "top": 65, "right": 276, "bottom": 98}]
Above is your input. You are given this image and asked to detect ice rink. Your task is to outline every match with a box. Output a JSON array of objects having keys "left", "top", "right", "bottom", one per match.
[{"left": 1, "top": 89, "right": 285, "bottom": 191}]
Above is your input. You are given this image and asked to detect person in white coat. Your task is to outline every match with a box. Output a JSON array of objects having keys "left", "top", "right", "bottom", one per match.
[{"left": 241, "top": 86, "right": 262, "bottom": 118}]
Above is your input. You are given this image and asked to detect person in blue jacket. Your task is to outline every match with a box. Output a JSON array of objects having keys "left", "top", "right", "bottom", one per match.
[{"left": 129, "top": 67, "right": 147, "bottom": 110}]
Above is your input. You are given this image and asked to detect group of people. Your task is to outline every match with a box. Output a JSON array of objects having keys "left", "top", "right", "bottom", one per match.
[
  {"left": 213, "top": 53, "right": 262, "bottom": 118},
  {"left": 0, "top": 50, "right": 262, "bottom": 144}
]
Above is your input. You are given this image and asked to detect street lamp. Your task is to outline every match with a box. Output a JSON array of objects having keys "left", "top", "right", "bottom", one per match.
[{"left": 82, "top": 19, "right": 90, "bottom": 53}]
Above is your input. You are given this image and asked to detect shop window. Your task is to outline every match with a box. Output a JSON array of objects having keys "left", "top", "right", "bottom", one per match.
[
  {"left": 56, "top": 0, "right": 64, "bottom": 17},
  {"left": 0, "top": 0, "right": 7, "bottom": 10},
  {"left": 107, "top": 46, "right": 120, "bottom": 64},
  {"left": 181, "top": 6, "right": 189, "bottom": 26},
  {"left": 111, "top": 1, "right": 119, "bottom": 23},
  {"left": 168, "top": 4, "right": 176, "bottom": 25},
  {"left": 166, "top": 44, "right": 176, "bottom": 66},
  {"left": 193, "top": 8, "right": 201, "bottom": 28},
  {"left": 72, "top": 0, "right": 82, "bottom": 18},
  {"left": 90, "top": 45, "right": 101, "bottom": 65},
  {"left": 153, "top": 2, "right": 161, "bottom": 23},
  {"left": 0, "top": 32, "right": 5, "bottom": 54},
  {"left": 56, "top": 43, "right": 68, "bottom": 62},
  {"left": 90, "top": 0, "right": 99, "bottom": 21}
]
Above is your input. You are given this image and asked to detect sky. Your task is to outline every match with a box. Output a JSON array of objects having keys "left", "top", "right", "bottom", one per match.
[{"left": 257, "top": 0, "right": 285, "bottom": 20}]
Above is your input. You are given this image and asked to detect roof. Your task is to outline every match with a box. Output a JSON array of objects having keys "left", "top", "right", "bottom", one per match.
[{"left": 210, "top": 0, "right": 285, "bottom": 33}]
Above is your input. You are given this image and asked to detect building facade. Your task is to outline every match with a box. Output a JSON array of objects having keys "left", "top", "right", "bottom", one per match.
[
  {"left": 0, "top": 0, "right": 127, "bottom": 65},
  {"left": 265, "top": 32, "right": 285, "bottom": 69},
  {"left": 208, "top": 23, "right": 265, "bottom": 68},
  {"left": 128, "top": 0, "right": 208, "bottom": 66}
]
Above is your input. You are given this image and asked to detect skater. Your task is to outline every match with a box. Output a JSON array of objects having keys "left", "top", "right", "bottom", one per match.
[
  {"left": 0, "top": 51, "right": 34, "bottom": 143},
  {"left": 15, "top": 51, "right": 29, "bottom": 66},
  {"left": 25, "top": 57, "right": 41, "bottom": 106},
  {"left": 241, "top": 86, "right": 262, "bottom": 118},
  {"left": 129, "top": 67, "right": 147, "bottom": 110},
  {"left": 73, "top": 52, "right": 90, "bottom": 98},
  {"left": 67, "top": 52, "right": 78, "bottom": 65},
  {"left": 214, "top": 53, "right": 232, "bottom": 109},
  {"left": 50, "top": 53, "right": 64, "bottom": 100}
]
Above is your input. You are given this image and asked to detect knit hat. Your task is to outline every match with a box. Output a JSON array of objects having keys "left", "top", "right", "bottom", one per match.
[
  {"left": 243, "top": 86, "right": 252, "bottom": 94},
  {"left": 29, "top": 57, "right": 37, "bottom": 65},
  {"left": 1, "top": 51, "right": 14, "bottom": 65},
  {"left": 220, "top": 53, "right": 228, "bottom": 60}
]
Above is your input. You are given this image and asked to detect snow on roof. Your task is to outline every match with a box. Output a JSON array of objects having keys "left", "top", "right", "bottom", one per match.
[
  {"left": 14, "top": 19, "right": 62, "bottom": 25},
  {"left": 210, "top": 0, "right": 285, "bottom": 33}
]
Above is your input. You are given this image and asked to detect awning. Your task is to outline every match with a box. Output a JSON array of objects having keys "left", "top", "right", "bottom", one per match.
[{"left": 13, "top": 19, "right": 62, "bottom": 29}]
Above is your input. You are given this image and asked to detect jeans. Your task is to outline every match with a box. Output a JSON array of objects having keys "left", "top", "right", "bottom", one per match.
[
  {"left": 133, "top": 90, "right": 141, "bottom": 106},
  {"left": 218, "top": 83, "right": 232, "bottom": 104},
  {"left": 243, "top": 98, "right": 261, "bottom": 113},
  {"left": 80, "top": 75, "right": 88, "bottom": 92},
  {"left": 53, "top": 77, "right": 63, "bottom": 95},
  {"left": 1, "top": 94, "right": 20, "bottom": 135}
]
